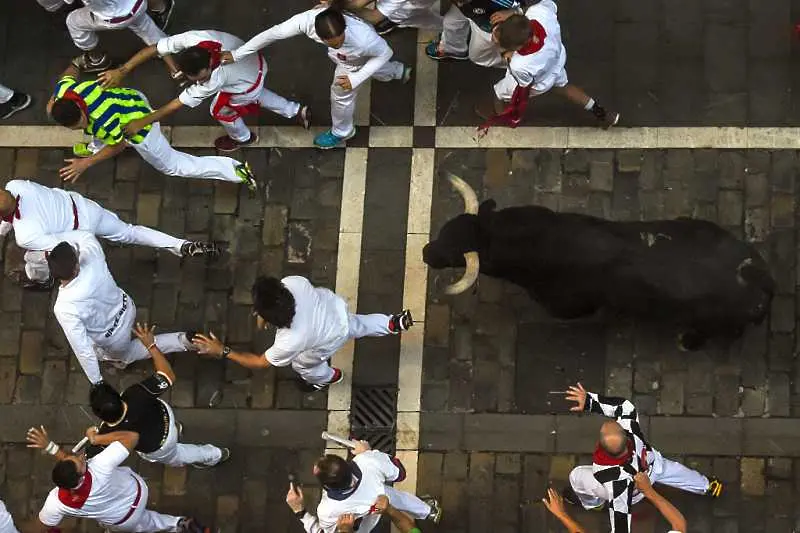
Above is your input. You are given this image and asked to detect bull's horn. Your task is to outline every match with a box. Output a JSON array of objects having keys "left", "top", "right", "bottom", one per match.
[
  {"left": 736, "top": 258, "right": 753, "bottom": 286},
  {"left": 444, "top": 251, "right": 480, "bottom": 295},
  {"left": 446, "top": 173, "right": 479, "bottom": 215}
]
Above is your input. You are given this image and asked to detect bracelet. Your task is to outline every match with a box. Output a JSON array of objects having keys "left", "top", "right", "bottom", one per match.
[
  {"left": 45, "top": 441, "right": 59, "bottom": 455},
  {"left": 146, "top": 342, "right": 157, "bottom": 352}
]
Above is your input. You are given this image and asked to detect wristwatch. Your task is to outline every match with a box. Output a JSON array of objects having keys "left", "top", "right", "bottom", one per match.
[
  {"left": 221, "top": 346, "right": 231, "bottom": 359},
  {"left": 294, "top": 509, "right": 306, "bottom": 518}
]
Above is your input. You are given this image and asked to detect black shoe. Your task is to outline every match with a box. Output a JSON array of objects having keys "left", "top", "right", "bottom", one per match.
[
  {"left": 0, "top": 92, "right": 32, "bottom": 120},
  {"left": 311, "top": 367, "right": 344, "bottom": 391},
  {"left": 22, "top": 277, "right": 55, "bottom": 291},
  {"left": 561, "top": 486, "right": 580, "bottom": 506},
  {"left": 193, "top": 447, "right": 230, "bottom": 469},
  {"left": 180, "top": 241, "right": 221, "bottom": 258},
  {"left": 75, "top": 52, "right": 113, "bottom": 73},
  {"left": 705, "top": 477, "right": 723, "bottom": 498},
  {"left": 148, "top": 0, "right": 174, "bottom": 31},
  {"left": 420, "top": 495, "right": 442, "bottom": 524},
  {"left": 296, "top": 105, "right": 311, "bottom": 130},
  {"left": 388, "top": 309, "right": 413, "bottom": 334},
  {"left": 375, "top": 18, "right": 397, "bottom": 35},
  {"left": 177, "top": 517, "right": 215, "bottom": 533}
]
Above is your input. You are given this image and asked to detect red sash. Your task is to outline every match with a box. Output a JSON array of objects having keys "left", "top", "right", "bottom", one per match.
[
  {"left": 195, "top": 41, "right": 264, "bottom": 123},
  {"left": 478, "top": 20, "right": 547, "bottom": 134},
  {"left": 58, "top": 471, "right": 93, "bottom": 509},
  {"left": 1, "top": 195, "right": 20, "bottom": 223}
]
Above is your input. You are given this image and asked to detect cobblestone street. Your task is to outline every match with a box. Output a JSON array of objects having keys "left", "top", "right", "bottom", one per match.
[{"left": 1, "top": 0, "right": 800, "bottom": 532}]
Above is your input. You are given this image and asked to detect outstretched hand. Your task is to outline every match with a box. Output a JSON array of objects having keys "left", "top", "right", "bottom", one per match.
[
  {"left": 193, "top": 332, "right": 224, "bottom": 358},
  {"left": 133, "top": 322, "right": 157, "bottom": 347},
  {"left": 565, "top": 382, "right": 587, "bottom": 412},
  {"left": 220, "top": 51, "right": 235, "bottom": 65},
  {"left": 26, "top": 425, "right": 50, "bottom": 449}
]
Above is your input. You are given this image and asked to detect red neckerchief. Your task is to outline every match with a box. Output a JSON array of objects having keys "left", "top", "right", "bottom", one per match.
[
  {"left": 60, "top": 90, "right": 89, "bottom": 118},
  {"left": 477, "top": 20, "right": 548, "bottom": 135},
  {"left": 195, "top": 40, "right": 222, "bottom": 69},
  {"left": 2, "top": 195, "right": 20, "bottom": 223},
  {"left": 57, "top": 470, "right": 93, "bottom": 509},
  {"left": 592, "top": 438, "right": 634, "bottom": 467}
]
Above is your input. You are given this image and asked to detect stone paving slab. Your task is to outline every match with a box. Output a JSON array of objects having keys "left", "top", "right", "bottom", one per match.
[{"left": 5, "top": 1, "right": 800, "bottom": 128}]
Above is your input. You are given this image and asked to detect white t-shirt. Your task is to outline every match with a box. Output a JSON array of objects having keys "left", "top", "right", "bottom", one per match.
[
  {"left": 0, "top": 180, "right": 93, "bottom": 252},
  {"left": 53, "top": 231, "right": 131, "bottom": 384},
  {"left": 39, "top": 442, "right": 141, "bottom": 527},
  {"left": 156, "top": 30, "right": 264, "bottom": 108},
  {"left": 231, "top": 7, "right": 393, "bottom": 89},
  {"left": 507, "top": 0, "right": 567, "bottom": 92},
  {"left": 78, "top": 0, "right": 139, "bottom": 19},
  {"left": 0, "top": 500, "right": 19, "bottom": 533},
  {"left": 264, "top": 276, "right": 349, "bottom": 366},
  {"left": 314, "top": 451, "right": 401, "bottom": 533}
]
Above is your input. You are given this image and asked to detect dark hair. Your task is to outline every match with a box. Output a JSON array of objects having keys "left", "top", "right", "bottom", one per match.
[
  {"left": 315, "top": 455, "right": 352, "bottom": 489},
  {"left": 47, "top": 242, "right": 78, "bottom": 280},
  {"left": 175, "top": 46, "right": 211, "bottom": 76},
  {"left": 496, "top": 14, "right": 532, "bottom": 50},
  {"left": 315, "top": 3, "right": 347, "bottom": 40},
  {"left": 52, "top": 460, "right": 82, "bottom": 489},
  {"left": 251, "top": 276, "right": 296, "bottom": 328},
  {"left": 50, "top": 99, "right": 82, "bottom": 128},
  {"left": 89, "top": 382, "right": 124, "bottom": 422}
]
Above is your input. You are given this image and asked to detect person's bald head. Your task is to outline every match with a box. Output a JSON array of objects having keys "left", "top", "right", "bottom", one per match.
[
  {"left": 0, "top": 189, "right": 15, "bottom": 217},
  {"left": 599, "top": 421, "right": 628, "bottom": 456}
]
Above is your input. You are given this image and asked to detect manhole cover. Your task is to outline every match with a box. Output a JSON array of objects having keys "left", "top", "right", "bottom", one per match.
[{"left": 350, "top": 386, "right": 398, "bottom": 454}]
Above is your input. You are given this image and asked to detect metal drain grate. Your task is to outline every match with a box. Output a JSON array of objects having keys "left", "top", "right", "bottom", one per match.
[{"left": 349, "top": 386, "right": 398, "bottom": 454}]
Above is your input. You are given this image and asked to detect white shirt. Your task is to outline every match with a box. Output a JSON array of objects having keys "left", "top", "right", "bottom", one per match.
[
  {"left": 264, "top": 276, "right": 349, "bottom": 366},
  {"left": 156, "top": 30, "right": 264, "bottom": 108},
  {"left": 0, "top": 180, "right": 92, "bottom": 252},
  {"left": 0, "top": 500, "right": 19, "bottom": 533},
  {"left": 303, "top": 451, "right": 400, "bottom": 533},
  {"left": 507, "top": 0, "right": 567, "bottom": 92},
  {"left": 39, "top": 442, "right": 141, "bottom": 527},
  {"left": 231, "top": 7, "right": 393, "bottom": 89},
  {"left": 53, "top": 232, "right": 131, "bottom": 384},
  {"left": 73, "top": 0, "right": 139, "bottom": 20}
]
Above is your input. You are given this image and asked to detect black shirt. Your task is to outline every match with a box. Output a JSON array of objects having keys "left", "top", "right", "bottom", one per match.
[
  {"left": 97, "top": 373, "right": 173, "bottom": 453},
  {"left": 454, "top": 0, "right": 521, "bottom": 33}
]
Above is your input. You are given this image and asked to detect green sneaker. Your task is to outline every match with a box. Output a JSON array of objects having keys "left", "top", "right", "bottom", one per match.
[
  {"left": 234, "top": 161, "right": 257, "bottom": 193},
  {"left": 72, "top": 143, "right": 93, "bottom": 158}
]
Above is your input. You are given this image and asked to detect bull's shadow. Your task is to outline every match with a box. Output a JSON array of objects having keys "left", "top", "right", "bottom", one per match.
[{"left": 423, "top": 173, "right": 775, "bottom": 351}]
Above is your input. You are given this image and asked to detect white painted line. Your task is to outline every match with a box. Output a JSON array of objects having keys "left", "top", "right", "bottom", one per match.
[
  {"left": 326, "top": 147, "right": 369, "bottom": 448},
  {"left": 7, "top": 125, "right": 800, "bottom": 149},
  {"left": 414, "top": 30, "right": 439, "bottom": 126}
]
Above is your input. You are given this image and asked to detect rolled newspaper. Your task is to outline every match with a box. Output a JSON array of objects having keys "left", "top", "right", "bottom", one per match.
[{"left": 321, "top": 431, "right": 357, "bottom": 449}]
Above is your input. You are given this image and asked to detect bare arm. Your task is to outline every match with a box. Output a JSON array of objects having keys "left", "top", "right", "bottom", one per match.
[
  {"left": 542, "top": 488, "right": 586, "bottom": 533},
  {"left": 132, "top": 322, "right": 176, "bottom": 383},
  {"left": 98, "top": 45, "right": 162, "bottom": 88},
  {"left": 129, "top": 98, "right": 183, "bottom": 130},
  {"left": 192, "top": 332, "right": 271, "bottom": 370},
  {"left": 635, "top": 473, "right": 687, "bottom": 532},
  {"left": 88, "top": 430, "right": 140, "bottom": 450}
]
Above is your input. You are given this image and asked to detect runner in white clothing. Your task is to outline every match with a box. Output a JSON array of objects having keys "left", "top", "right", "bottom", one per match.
[
  {"left": 340, "top": 0, "right": 442, "bottom": 35},
  {"left": 62, "top": 0, "right": 169, "bottom": 73},
  {"left": 98, "top": 29, "right": 311, "bottom": 153},
  {"left": 26, "top": 426, "right": 208, "bottom": 533},
  {"left": 222, "top": 2, "right": 411, "bottom": 149},
  {"left": 285, "top": 440, "right": 441, "bottom": 533},
  {"left": 0, "top": 500, "right": 20, "bottom": 533},
  {"left": 479, "top": 2, "right": 619, "bottom": 133},
  {"left": 0, "top": 180, "right": 219, "bottom": 289},
  {"left": 192, "top": 275, "right": 413, "bottom": 389},
  {"left": 49, "top": 231, "right": 197, "bottom": 384}
]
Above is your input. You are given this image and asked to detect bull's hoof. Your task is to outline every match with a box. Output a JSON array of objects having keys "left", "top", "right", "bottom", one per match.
[{"left": 677, "top": 331, "right": 706, "bottom": 352}]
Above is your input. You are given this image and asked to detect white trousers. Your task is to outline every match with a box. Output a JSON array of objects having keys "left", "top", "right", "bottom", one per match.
[
  {"left": 131, "top": 123, "right": 243, "bottom": 183},
  {"left": 216, "top": 86, "right": 300, "bottom": 143},
  {"left": 97, "top": 297, "right": 190, "bottom": 365},
  {"left": 139, "top": 401, "right": 222, "bottom": 467},
  {"left": 104, "top": 476, "right": 180, "bottom": 532},
  {"left": 0, "top": 84, "right": 12, "bottom": 104},
  {"left": 493, "top": 66, "right": 568, "bottom": 101},
  {"left": 23, "top": 196, "right": 186, "bottom": 281},
  {"left": 377, "top": 0, "right": 442, "bottom": 29},
  {"left": 37, "top": 0, "right": 64, "bottom": 12},
  {"left": 568, "top": 449, "right": 710, "bottom": 509},
  {"left": 66, "top": 2, "right": 165, "bottom": 51},
  {"left": 439, "top": 5, "right": 504, "bottom": 68},
  {"left": 0, "top": 500, "right": 19, "bottom": 533},
  {"left": 291, "top": 313, "right": 392, "bottom": 384},
  {"left": 331, "top": 62, "right": 405, "bottom": 137}
]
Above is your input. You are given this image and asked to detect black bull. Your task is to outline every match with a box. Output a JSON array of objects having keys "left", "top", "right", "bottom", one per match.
[{"left": 423, "top": 175, "right": 774, "bottom": 350}]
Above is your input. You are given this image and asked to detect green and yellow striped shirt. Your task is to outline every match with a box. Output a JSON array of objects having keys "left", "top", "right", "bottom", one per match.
[{"left": 54, "top": 76, "right": 153, "bottom": 145}]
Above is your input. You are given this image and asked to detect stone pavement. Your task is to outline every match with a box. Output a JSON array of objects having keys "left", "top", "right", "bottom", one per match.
[{"left": 1, "top": 0, "right": 800, "bottom": 532}]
